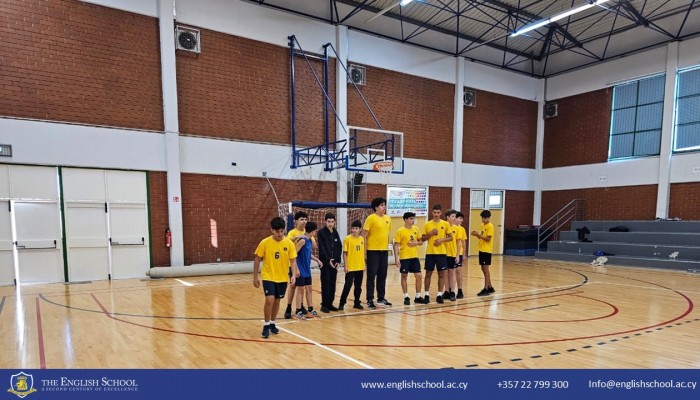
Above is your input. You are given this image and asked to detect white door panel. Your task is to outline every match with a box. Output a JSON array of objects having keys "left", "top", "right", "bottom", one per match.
[
  {"left": 107, "top": 171, "right": 147, "bottom": 203},
  {"left": 62, "top": 169, "right": 106, "bottom": 202},
  {"left": 10, "top": 166, "right": 59, "bottom": 200},
  {"left": 14, "top": 202, "right": 63, "bottom": 283},
  {"left": 0, "top": 200, "right": 14, "bottom": 285},
  {"left": 110, "top": 204, "right": 149, "bottom": 279},
  {"left": 65, "top": 203, "right": 109, "bottom": 282},
  {"left": 0, "top": 165, "right": 9, "bottom": 198}
]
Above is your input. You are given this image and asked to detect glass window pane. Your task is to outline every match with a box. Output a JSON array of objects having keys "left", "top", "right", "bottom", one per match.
[
  {"left": 636, "top": 103, "right": 663, "bottom": 131},
  {"left": 613, "top": 83, "right": 637, "bottom": 109},
  {"left": 678, "top": 68, "right": 700, "bottom": 97},
  {"left": 633, "top": 130, "right": 661, "bottom": 156},
  {"left": 488, "top": 190, "right": 503, "bottom": 209},
  {"left": 675, "top": 123, "right": 700, "bottom": 150},
  {"left": 611, "top": 108, "right": 636, "bottom": 134},
  {"left": 638, "top": 75, "right": 665, "bottom": 105},
  {"left": 470, "top": 190, "right": 485, "bottom": 208},
  {"left": 676, "top": 96, "right": 700, "bottom": 125},
  {"left": 610, "top": 133, "right": 634, "bottom": 159}
]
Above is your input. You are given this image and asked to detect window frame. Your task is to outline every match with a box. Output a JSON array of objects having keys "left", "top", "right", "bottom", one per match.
[{"left": 673, "top": 66, "right": 700, "bottom": 153}]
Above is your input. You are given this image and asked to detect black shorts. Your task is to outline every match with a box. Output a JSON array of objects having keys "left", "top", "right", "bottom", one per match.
[
  {"left": 262, "top": 281, "right": 287, "bottom": 298},
  {"left": 295, "top": 276, "right": 312, "bottom": 287},
  {"left": 424, "top": 254, "right": 447, "bottom": 271},
  {"left": 446, "top": 256, "right": 457, "bottom": 269},
  {"left": 399, "top": 258, "right": 421, "bottom": 274},
  {"left": 478, "top": 251, "right": 492, "bottom": 266}
]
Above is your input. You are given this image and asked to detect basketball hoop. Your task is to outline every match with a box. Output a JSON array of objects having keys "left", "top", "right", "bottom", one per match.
[{"left": 373, "top": 161, "right": 393, "bottom": 185}]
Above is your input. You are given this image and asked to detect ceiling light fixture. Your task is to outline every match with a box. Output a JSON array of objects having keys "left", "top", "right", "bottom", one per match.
[{"left": 511, "top": 0, "right": 611, "bottom": 37}]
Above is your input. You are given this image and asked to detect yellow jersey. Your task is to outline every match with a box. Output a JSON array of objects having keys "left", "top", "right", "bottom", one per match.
[
  {"left": 363, "top": 213, "right": 391, "bottom": 251},
  {"left": 423, "top": 219, "right": 451, "bottom": 255},
  {"left": 394, "top": 226, "right": 421, "bottom": 260},
  {"left": 477, "top": 222, "right": 494, "bottom": 254},
  {"left": 343, "top": 235, "right": 365, "bottom": 271},
  {"left": 456, "top": 225, "right": 467, "bottom": 256},
  {"left": 287, "top": 228, "right": 315, "bottom": 244},
  {"left": 254, "top": 236, "right": 298, "bottom": 283}
]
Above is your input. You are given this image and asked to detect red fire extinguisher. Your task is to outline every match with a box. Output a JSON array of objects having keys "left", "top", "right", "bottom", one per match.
[{"left": 165, "top": 228, "right": 172, "bottom": 248}]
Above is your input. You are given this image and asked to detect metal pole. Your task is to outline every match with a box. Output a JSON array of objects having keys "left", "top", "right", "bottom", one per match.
[{"left": 289, "top": 35, "right": 298, "bottom": 168}]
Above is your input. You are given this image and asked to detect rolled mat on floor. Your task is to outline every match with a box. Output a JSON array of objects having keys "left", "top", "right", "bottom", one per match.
[{"left": 147, "top": 262, "right": 254, "bottom": 278}]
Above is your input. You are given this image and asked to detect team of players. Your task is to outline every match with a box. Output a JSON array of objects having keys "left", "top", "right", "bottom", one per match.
[{"left": 252, "top": 197, "right": 495, "bottom": 338}]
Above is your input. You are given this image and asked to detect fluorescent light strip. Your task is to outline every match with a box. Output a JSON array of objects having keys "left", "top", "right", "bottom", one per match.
[
  {"left": 400, "top": 0, "right": 414, "bottom": 6},
  {"left": 511, "top": 0, "right": 611, "bottom": 37}
]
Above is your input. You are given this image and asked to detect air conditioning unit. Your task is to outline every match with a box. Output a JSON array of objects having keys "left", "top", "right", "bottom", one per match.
[
  {"left": 175, "top": 25, "right": 200, "bottom": 53},
  {"left": 544, "top": 102, "right": 558, "bottom": 118},
  {"left": 348, "top": 64, "right": 366, "bottom": 86},
  {"left": 463, "top": 89, "right": 476, "bottom": 107}
]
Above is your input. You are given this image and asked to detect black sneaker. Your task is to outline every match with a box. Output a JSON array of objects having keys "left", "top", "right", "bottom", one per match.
[
  {"left": 377, "top": 299, "right": 392, "bottom": 306},
  {"left": 284, "top": 307, "right": 292, "bottom": 319},
  {"left": 436, "top": 295, "right": 444, "bottom": 304},
  {"left": 456, "top": 289, "right": 464, "bottom": 299},
  {"left": 338, "top": 303, "right": 345, "bottom": 311},
  {"left": 424, "top": 295, "right": 430, "bottom": 304},
  {"left": 367, "top": 301, "right": 377, "bottom": 310},
  {"left": 261, "top": 325, "right": 270, "bottom": 339},
  {"left": 488, "top": 287, "right": 496, "bottom": 293},
  {"left": 449, "top": 292, "right": 456, "bottom": 301},
  {"left": 269, "top": 324, "right": 279, "bottom": 334},
  {"left": 414, "top": 297, "right": 426, "bottom": 304},
  {"left": 329, "top": 305, "right": 339, "bottom": 311},
  {"left": 300, "top": 306, "right": 308, "bottom": 315},
  {"left": 353, "top": 303, "right": 364, "bottom": 310},
  {"left": 404, "top": 297, "right": 410, "bottom": 305},
  {"left": 477, "top": 288, "right": 490, "bottom": 297},
  {"left": 321, "top": 306, "right": 330, "bottom": 313}
]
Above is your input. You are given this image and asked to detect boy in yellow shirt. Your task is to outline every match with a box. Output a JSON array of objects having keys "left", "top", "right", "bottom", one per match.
[
  {"left": 420, "top": 205, "right": 452, "bottom": 304},
  {"left": 339, "top": 220, "right": 366, "bottom": 310},
  {"left": 253, "top": 217, "right": 299, "bottom": 338},
  {"left": 471, "top": 210, "right": 495, "bottom": 296},
  {"left": 393, "top": 212, "right": 426, "bottom": 305}
]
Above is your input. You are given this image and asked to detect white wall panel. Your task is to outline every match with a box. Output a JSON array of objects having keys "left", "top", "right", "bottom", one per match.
[
  {"left": 0, "top": 165, "right": 9, "bottom": 199},
  {"left": 464, "top": 61, "right": 542, "bottom": 101},
  {"left": 541, "top": 158, "right": 660, "bottom": 191},
  {"left": 0, "top": 119, "right": 166, "bottom": 171},
  {"left": 83, "top": 0, "right": 157, "bottom": 17},
  {"left": 670, "top": 152, "right": 700, "bottom": 184},
  {"left": 462, "top": 164, "right": 536, "bottom": 191}
]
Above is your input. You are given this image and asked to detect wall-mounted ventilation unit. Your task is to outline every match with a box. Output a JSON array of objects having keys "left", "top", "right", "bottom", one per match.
[
  {"left": 544, "top": 102, "right": 558, "bottom": 118},
  {"left": 348, "top": 64, "right": 366, "bottom": 86},
  {"left": 175, "top": 25, "right": 200, "bottom": 53},
  {"left": 463, "top": 89, "right": 476, "bottom": 107}
]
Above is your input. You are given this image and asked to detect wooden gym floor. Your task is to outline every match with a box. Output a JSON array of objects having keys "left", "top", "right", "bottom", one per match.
[{"left": 0, "top": 256, "right": 698, "bottom": 369}]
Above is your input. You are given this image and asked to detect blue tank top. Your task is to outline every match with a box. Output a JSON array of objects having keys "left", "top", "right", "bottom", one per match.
[{"left": 297, "top": 237, "right": 312, "bottom": 278}]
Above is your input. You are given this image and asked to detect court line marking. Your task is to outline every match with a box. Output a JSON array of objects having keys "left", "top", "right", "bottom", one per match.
[
  {"left": 277, "top": 325, "right": 374, "bottom": 369},
  {"left": 0, "top": 296, "right": 5, "bottom": 318},
  {"left": 174, "top": 279, "right": 194, "bottom": 287},
  {"left": 594, "top": 281, "right": 700, "bottom": 294},
  {"left": 35, "top": 297, "right": 46, "bottom": 369}
]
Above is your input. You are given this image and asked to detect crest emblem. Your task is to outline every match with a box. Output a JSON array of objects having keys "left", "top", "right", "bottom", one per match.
[{"left": 8, "top": 372, "right": 37, "bottom": 398}]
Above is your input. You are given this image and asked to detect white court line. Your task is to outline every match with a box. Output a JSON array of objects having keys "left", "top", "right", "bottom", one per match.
[
  {"left": 174, "top": 279, "right": 194, "bottom": 287},
  {"left": 277, "top": 326, "right": 374, "bottom": 369}
]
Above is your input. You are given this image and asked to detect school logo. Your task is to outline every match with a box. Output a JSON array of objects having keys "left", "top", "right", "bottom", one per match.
[{"left": 8, "top": 372, "right": 37, "bottom": 398}]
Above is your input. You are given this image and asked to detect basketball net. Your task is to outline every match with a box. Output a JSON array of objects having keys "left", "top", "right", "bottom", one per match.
[{"left": 373, "top": 161, "right": 393, "bottom": 185}]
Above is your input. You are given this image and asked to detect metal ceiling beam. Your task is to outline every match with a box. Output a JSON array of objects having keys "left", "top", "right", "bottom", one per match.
[{"left": 677, "top": 0, "right": 697, "bottom": 38}]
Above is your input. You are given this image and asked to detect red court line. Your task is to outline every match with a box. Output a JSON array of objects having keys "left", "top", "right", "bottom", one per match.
[
  {"left": 35, "top": 297, "right": 46, "bottom": 369},
  {"left": 90, "top": 294, "right": 312, "bottom": 346}
]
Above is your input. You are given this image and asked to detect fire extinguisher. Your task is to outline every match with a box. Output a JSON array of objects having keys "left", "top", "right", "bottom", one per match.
[{"left": 165, "top": 228, "right": 172, "bottom": 248}]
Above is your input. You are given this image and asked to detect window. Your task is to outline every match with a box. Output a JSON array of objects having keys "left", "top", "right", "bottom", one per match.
[
  {"left": 674, "top": 67, "right": 700, "bottom": 152},
  {"left": 609, "top": 75, "right": 665, "bottom": 159}
]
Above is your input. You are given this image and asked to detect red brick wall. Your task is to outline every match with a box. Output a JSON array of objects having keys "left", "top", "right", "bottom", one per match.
[
  {"left": 0, "top": 0, "right": 163, "bottom": 130},
  {"left": 148, "top": 172, "right": 171, "bottom": 267},
  {"left": 348, "top": 65, "right": 454, "bottom": 161},
  {"left": 504, "top": 190, "right": 534, "bottom": 229},
  {"left": 541, "top": 185, "right": 657, "bottom": 222},
  {"left": 463, "top": 90, "right": 537, "bottom": 168},
  {"left": 180, "top": 174, "right": 336, "bottom": 264},
  {"left": 669, "top": 183, "right": 700, "bottom": 220},
  {"left": 176, "top": 29, "right": 333, "bottom": 148},
  {"left": 543, "top": 89, "right": 612, "bottom": 168},
  {"left": 428, "top": 186, "right": 452, "bottom": 210}
]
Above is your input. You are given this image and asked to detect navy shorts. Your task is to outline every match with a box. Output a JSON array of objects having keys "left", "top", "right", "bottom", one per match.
[
  {"left": 424, "top": 254, "right": 447, "bottom": 271},
  {"left": 446, "top": 256, "right": 457, "bottom": 270},
  {"left": 478, "top": 251, "right": 492, "bottom": 266},
  {"left": 262, "top": 281, "right": 287, "bottom": 298},
  {"left": 295, "top": 276, "right": 312, "bottom": 287},
  {"left": 399, "top": 258, "right": 421, "bottom": 274}
]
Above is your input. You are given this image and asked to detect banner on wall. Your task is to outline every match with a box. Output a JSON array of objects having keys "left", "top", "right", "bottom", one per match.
[{"left": 386, "top": 186, "right": 428, "bottom": 217}]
